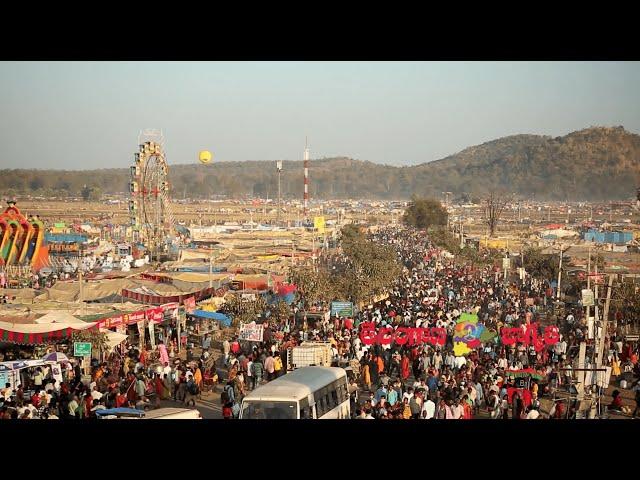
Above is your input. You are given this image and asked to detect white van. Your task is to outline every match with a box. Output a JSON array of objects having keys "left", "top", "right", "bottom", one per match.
[{"left": 142, "top": 407, "right": 202, "bottom": 419}]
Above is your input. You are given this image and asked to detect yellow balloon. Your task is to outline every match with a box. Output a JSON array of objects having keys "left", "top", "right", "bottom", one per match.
[{"left": 199, "top": 150, "right": 213, "bottom": 164}]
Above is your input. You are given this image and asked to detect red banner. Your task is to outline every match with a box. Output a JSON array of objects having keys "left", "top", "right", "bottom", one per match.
[
  {"left": 96, "top": 307, "right": 162, "bottom": 330},
  {"left": 145, "top": 307, "right": 164, "bottom": 324},
  {"left": 183, "top": 297, "right": 196, "bottom": 314}
]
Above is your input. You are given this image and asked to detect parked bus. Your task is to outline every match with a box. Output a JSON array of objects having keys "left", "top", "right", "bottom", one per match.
[{"left": 239, "top": 366, "right": 350, "bottom": 419}]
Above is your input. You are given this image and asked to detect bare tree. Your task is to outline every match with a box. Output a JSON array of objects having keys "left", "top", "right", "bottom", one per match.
[{"left": 484, "top": 191, "right": 509, "bottom": 237}]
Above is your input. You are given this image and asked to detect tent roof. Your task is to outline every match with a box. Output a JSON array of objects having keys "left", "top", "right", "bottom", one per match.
[{"left": 34, "top": 311, "right": 86, "bottom": 325}]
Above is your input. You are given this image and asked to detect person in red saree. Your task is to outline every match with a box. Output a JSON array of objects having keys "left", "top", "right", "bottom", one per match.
[
  {"left": 125, "top": 373, "right": 137, "bottom": 406},
  {"left": 84, "top": 392, "right": 93, "bottom": 417},
  {"left": 461, "top": 394, "right": 473, "bottom": 419},
  {"left": 116, "top": 389, "right": 127, "bottom": 408},
  {"left": 401, "top": 353, "right": 410, "bottom": 381},
  {"left": 139, "top": 348, "right": 147, "bottom": 367},
  {"left": 154, "top": 374, "right": 164, "bottom": 407}
]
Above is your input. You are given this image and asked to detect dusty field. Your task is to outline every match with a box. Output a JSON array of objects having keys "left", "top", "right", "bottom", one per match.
[{"left": 16, "top": 199, "right": 388, "bottom": 226}]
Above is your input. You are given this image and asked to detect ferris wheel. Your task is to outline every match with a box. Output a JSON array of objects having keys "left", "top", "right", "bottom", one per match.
[{"left": 129, "top": 130, "right": 174, "bottom": 257}]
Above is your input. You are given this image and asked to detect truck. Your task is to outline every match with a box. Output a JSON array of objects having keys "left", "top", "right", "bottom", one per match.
[{"left": 286, "top": 342, "right": 333, "bottom": 371}]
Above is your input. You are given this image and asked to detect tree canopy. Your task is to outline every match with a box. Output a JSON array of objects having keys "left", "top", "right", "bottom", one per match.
[{"left": 402, "top": 197, "right": 448, "bottom": 230}]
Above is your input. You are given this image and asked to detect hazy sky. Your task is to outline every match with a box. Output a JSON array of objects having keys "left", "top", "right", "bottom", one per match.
[{"left": 1, "top": 61, "right": 639, "bottom": 170}]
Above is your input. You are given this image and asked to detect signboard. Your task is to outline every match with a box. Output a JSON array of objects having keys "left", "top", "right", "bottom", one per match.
[
  {"left": 238, "top": 322, "right": 264, "bottom": 342},
  {"left": 145, "top": 307, "right": 164, "bottom": 323},
  {"left": 137, "top": 320, "right": 146, "bottom": 348},
  {"left": 184, "top": 296, "right": 196, "bottom": 314},
  {"left": 502, "top": 257, "right": 510, "bottom": 270},
  {"left": 313, "top": 216, "right": 326, "bottom": 233},
  {"left": 581, "top": 289, "right": 595, "bottom": 307},
  {"left": 148, "top": 321, "right": 156, "bottom": 349},
  {"left": 331, "top": 301, "right": 354, "bottom": 317},
  {"left": 241, "top": 293, "right": 256, "bottom": 302},
  {"left": 49, "top": 243, "right": 80, "bottom": 253},
  {"left": 588, "top": 274, "right": 604, "bottom": 285},
  {"left": 513, "top": 377, "right": 530, "bottom": 389},
  {"left": 73, "top": 342, "right": 92, "bottom": 357},
  {"left": 500, "top": 323, "right": 560, "bottom": 352},
  {"left": 359, "top": 322, "right": 446, "bottom": 347}
]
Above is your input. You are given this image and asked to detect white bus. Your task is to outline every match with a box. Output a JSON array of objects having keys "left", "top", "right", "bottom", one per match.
[{"left": 239, "top": 366, "right": 350, "bottom": 419}]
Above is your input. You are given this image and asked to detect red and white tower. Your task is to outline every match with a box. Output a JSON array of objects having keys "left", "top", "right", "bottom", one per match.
[{"left": 303, "top": 138, "right": 309, "bottom": 218}]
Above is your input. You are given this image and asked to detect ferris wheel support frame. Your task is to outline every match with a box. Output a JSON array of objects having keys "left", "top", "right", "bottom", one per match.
[{"left": 129, "top": 132, "right": 172, "bottom": 262}]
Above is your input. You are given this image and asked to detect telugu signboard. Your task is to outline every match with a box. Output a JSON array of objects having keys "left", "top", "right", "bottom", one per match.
[
  {"left": 238, "top": 322, "right": 264, "bottom": 342},
  {"left": 73, "top": 342, "right": 92, "bottom": 357},
  {"left": 331, "top": 301, "right": 354, "bottom": 317}
]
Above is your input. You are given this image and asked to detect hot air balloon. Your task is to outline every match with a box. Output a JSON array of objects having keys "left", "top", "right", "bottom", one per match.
[{"left": 199, "top": 151, "right": 213, "bottom": 164}]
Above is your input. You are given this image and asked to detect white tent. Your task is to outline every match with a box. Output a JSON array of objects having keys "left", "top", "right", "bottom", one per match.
[
  {"left": 34, "top": 311, "right": 88, "bottom": 325},
  {"left": 101, "top": 329, "right": 128, "bottom": 353}
]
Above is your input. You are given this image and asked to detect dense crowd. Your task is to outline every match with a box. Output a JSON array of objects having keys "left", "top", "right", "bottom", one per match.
[
  {"left": 2, "top": 225, "right": 639, "bottom": 420},
  {"left": 219, "top": 226, "right": 640, "bottom": 419},
  {"left": 0, "top": 340, "right": 217, "bottom": 419}
]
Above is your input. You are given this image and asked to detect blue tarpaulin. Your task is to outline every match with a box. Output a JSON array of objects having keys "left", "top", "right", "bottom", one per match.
[
  {"left": 190, "top": 310, "right": 232, "bottom": 327},
  {"left": 96, "top": 408, "right": 145, "bottom": 418},
  {"left": 177, "top": 266, "right": 226, "bottom": 273}
]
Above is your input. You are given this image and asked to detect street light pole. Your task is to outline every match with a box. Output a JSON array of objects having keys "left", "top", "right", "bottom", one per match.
[
  {"left": 276, "top": 160, "right": 282, "bottom": 226},
  {"left": 209, "top": 250, "right": 213, "bottom": 290},
  {"left": 556, "top": 247, "right": 564, "bottom": 300}
]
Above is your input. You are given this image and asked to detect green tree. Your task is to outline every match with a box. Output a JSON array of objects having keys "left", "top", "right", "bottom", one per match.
[
  {"left": 289, "top": 265, "right": 335, "bottom": 309},
  {"left": 402, "top": 197, "right": 448, "bottom": 230},
  {"left": 338, "top": 225, "right": 401, "bottom": 305},
  {"left": 612, "top": 281, "right": 640, "bottom": 330},
  {"left": 81, "top": 184, "right": 91, "bottom": 201},
  {"left": 269, "top": 301, "right": 292, "bottom": 323},
  {"left": 29, "top": 176, "right": 45, "bottom": 191},
  {"left": 221, "top": 294, "right": 268, "bottom": 327}
]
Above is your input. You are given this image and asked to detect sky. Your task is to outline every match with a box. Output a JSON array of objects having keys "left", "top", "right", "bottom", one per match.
[{"left": 0, "top": 61, "right": 639, "bottom": 170}]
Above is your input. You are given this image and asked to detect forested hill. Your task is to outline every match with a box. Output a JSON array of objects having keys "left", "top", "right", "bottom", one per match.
[{"left": 1, "top": 126, "right": 638, "bottom": 201}]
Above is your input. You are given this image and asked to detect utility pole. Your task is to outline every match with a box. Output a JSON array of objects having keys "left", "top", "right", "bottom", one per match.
[
  {"left": 585, "top": 244, "right": 592, "bottom": 325},
  {"left": 596, "top": 275, "right": 614, "bottom": 369},
  {"left": 518, "top": 201, "right": 521, "bottom": 223},
  {"left": 78, "top": 268, "right": 84, "bottom": 315},
  {"left": 209, "top": 250, "right": 213, "bottom": 290},
  {"left": 276, "top": 160, "right": 282, "bottom": 225},
  {"left": 556, "top": 247, "right": 564, "bottom": 300}
]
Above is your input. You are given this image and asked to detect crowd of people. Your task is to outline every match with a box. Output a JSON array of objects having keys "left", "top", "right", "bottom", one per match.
[
  {"left": 0, "top": 340, "right": 217, "bottom": 419},
  {"left": 2, "top": 225, "right": 639, "bottom": 420},
  {"left": 219, "top": 226, "right": 640, "bottom": 419}
]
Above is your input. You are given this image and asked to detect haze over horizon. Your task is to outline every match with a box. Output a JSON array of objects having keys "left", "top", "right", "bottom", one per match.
[{"left": 0, "top": 61, "right": 639, "bottom": 170}]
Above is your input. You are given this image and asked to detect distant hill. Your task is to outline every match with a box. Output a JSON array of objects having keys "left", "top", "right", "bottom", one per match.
[{"left": 1, "top": 126, "right": 639, "bottom": 201}]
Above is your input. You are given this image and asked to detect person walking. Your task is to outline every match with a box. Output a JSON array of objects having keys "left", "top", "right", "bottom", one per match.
[
  {"left": 264, "top": 352, "right": 275, "bottom": 381},
  {"left": 251, "top": 357, "right": 264, "bottom": 387}
]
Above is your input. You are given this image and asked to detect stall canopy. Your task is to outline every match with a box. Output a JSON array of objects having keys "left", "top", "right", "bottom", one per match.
[
  {"left": 34, "top": 311, "right": 88, "bottom": 325},
  {"left": 0, "top": 314, "right": 96, "bottom": 344},
  {"left": 190, "top": 310, "right": 232, "bottom": 327},
  {"left": 101, "top": 330, "right": 129, "bottom": 352}
]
